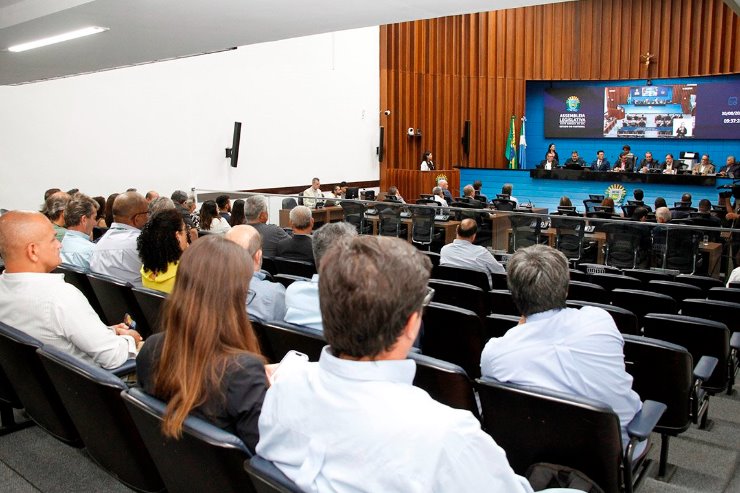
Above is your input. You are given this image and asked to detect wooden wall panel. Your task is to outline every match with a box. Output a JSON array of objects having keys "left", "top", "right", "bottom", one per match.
[{"left": 379, "top": 0, "right": 740, "bottom": 176}]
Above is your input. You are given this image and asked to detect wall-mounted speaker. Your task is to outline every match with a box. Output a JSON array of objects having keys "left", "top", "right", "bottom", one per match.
[
  {"left": 461, "top": 120, "right": 471, "bottom": 155},
  {"left": 378, "top": 126, "right": 385, "bottom": 162},
  {"left": 225, "top": 121, "right": 242, "bottom": 168}
]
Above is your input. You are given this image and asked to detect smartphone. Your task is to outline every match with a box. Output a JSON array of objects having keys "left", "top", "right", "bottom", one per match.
[
  {"left": 269, "top": 350, "right": 308, "bottom": 385},
  {"left": 123, "top": 313, "right": 137, "bottom": 331}
]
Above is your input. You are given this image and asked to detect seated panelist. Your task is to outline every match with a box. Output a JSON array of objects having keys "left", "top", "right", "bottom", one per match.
[
  {"left": 590, "top": 150, "right": 610, "bottom": 172},
  {"left": 563, "top": 151, "right": 586, "bottom": 170},
  {"left": 537, "top": 152, "right": 558, "bottom": 170}
]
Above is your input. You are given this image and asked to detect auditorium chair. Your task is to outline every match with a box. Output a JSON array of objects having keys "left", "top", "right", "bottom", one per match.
[
  {"left": 657, "top": 229, "right": 701, "bottom": 274},
  {"left": 92, "top": 226, "right": 108, "bottom": 241},
  {"left": 566, "top": 300, "right": 640, "bottom": 336},
  {"left": 281, "top": 198, "right": 297, "bottom": 210},
  {"left": 569, "top": 269, "right": 589, "bottom": 282},
  {"left": 675, "top": 274, "right": 723, "bottom": 295},
  {"left": 475, "top": 378, "right": 665, "bottom": 493},
  {"left": 132, "top": 286, "right": 167, "bottom": 334},
  {"left": 647, "top": 280, "right": 703, "bottom": 305},
  {"left": 251, "top": 320, "right": 326, "bottom": 363},
  {"left": 431, "top": 264, "right": 491, "bottom": 291},
  {"left": 0, "top": 366, "right": 33, "bottom": 436},
  {"left": 121, "top": 388, "right": 256, "bottom": 493},
  {"left": 707, "top": 287, "right": 740, "bottom": 303},
  {"left": 623, "top": 335, "right": 717, "bottom": 479},
  {"left": 54, "top": 263, "right": 105, "bottom": 321},
  {"left": 729, "top": 282, "right": 740, "bottom": 289},
  {"left": 603, "top": 222, "right": 648, "bottom": 269},
  {"left": 577, "top": 263, "right": 622, "bottom": 275},
  {"left": 339, "top": 200, "right": 370, "bottom": 235},
  {"left": 272, "top": 257, "right": 316, "bottom": 278},
  {"left": 588, "top": 273, "right": 643, "bottom": 291},
  {"left": 643, "top": 314, "right": 738, "bottom": 395},
  {"left": 681, "top": 298, "right": 740, "bottom": 336},
  {"left": 622, "top": 268, "right": 674, "bottom": 284},
  {"left": 244, "top": 456, "right": 302, "bottom": 493},
  {"left": 0, "top": 321, "right": 82, "bottom": 446},
  {"left": 509, "top": 214, "right": 544, "bottom": 252},
  {"left": 567, "top": 280, "right": 611, "bottom": 305},
  {"left": 551, "top": 215, "right": 589, "bottom": 265},
  {"left": 484, "top": 313, "right": 520, "bottom": 341},
  {"left": 408, "top": 352, "right": 479, "bottom": 419},
  {"left": 488, "top": 289, "right": 519, "bottom": 316},
  {"left": 410, "top": 206, "right": 442, "bottom": 251},
  {"left": 87, "top": 272, "right": 152, "bottom": 337},
  {"left": 420, "top": 302, "right": 485, "bottom": 379},
  {"left": 421, "top": 251, "right": 441, "bottom": 267},
  {"left": 273, "top": 274, "right": 309, "bottom": 288},
  {"left": 261, "top": 257, "right": 278, "bottom": 276},
  {"left": 37, "top": 346, "right": 164, "bottom": 492},
  {"left": 583, "top": 199, "right": 602, "bottom": 214},
  {"left": 377, "top": 204, "right": 406, "bottom": 237},
  {"left": 428, "top": 279, "right": 489, "bottom": 319},
  {"left": 492, "top": 198, "right": 516, "bottom": 211},
  {"left": 611, "top": 289, "right": 678, "bottom": 328}
]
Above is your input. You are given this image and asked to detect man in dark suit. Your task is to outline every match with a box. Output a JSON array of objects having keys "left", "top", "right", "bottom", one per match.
[
  {"left": 590, "top": 150, "right": 610, "bottom": 172},
  {"left": 562, "top": 150, "right": 586, "bottom": 170},
  {"left": 717, "top": 155, "right": 739, "bottom": 178},
  {"left": 537, "top": 152, "right": 558, "bottom": 170},
  {"left": 613, "top": 153, "right": 633, "bottom": 172},
  {"left": 277, "top": 205, "right": 315, "bottom": 263},
  {"left": 438, "top": 179, "right": 454, "bottom": 204},
  {"left": 637, "top": 151, "right": 663, "bottom": 173},
  {"left": 245, "top": 194, "right": 290, "bottom": 258}
]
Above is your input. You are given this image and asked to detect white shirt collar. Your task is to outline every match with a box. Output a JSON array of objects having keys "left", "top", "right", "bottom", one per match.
[{"left": 318, "top": 346, "right": 416, "bottom": 384}]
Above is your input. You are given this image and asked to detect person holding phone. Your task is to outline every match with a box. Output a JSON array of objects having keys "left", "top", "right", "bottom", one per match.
[{"left": 136, "top": 235, "right": 267, "bottom": 452}]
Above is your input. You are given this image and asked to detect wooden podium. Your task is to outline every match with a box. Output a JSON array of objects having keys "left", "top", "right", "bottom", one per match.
[{"left": 380, "top": 168, "right": 460, "bottom": 202}]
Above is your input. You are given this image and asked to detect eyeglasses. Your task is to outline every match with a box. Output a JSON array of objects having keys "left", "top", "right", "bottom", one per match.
[
  {"left": 421, "top": 287, "right": 435, "bottom": 309},
  {"left": 131, "top": 211, "right": 150, "bottom": 221},
  {"left": 246, "top": 290, "right": 256, "bottom": 305}
]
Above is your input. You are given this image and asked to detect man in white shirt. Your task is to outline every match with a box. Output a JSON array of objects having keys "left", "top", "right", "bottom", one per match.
[
  {"left": 302, "top": 177, "right": 324, "bottom": 209},
  {"left": 225, "top": 225, "right": 287, "bottom": 322},
  {"left": 440, "top": 218, "right": 505, "bottom": 287},
  {"left": 60, "top": 194, "right": 98, "bottom": 271},
  {"left": 283, "top": 222, "right": 356, "bottom": 330},
  {"left": 89, "top": 191, "right": 149, "bottom": 287},
  {"left": 258, "top": 235, "right": 533, "bottom": 493},
  {"left": 480, "top": 244, "right": 644, "bottom": 457},
  {"left": 0, "top": 211, "right": 141, "bottom": 369},
  {"left": 432, "top": 186, "right": 448, "bottom": 206}
]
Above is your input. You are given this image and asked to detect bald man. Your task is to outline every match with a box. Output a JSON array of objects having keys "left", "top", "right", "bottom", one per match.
[
  {"left": 0, "top": 211, "right": 141, "bottom": 369},
  {"left": 89, "top": 192, "right": 149, "bottom": 287},
  {"left": 439, "top": 218, "right": 504, "bottom": 288},
  {"left": 225, "top": 225, "right": 286, "bottom": 322}
]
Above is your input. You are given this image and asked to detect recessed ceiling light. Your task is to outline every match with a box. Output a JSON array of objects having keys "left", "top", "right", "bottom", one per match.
[{"left": 8, "top": 26, "right": 109, "bottom": 53}]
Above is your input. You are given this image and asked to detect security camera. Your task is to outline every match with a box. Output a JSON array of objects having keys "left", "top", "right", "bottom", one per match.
[
  {"left": 383, "top": 110, "right": 391, "bottom": 116},
  {"left": 407, "top": 127, "right": 415, "bottom": 136}
]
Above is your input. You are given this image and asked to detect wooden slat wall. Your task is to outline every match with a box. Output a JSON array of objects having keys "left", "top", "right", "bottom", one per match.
[{"left": 379, "top": 0, "right": 740, "bottom": 174}]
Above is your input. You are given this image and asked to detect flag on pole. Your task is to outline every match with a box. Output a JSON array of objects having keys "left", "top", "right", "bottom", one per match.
[
  {"left": 518, "top": 117, "right": 527, "bottom": 170},
  {"left": 505, "top": 115, "right": 517, "bottom": 169}
]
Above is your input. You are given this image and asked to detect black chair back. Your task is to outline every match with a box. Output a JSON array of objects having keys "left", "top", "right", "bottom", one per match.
[
  {"left": 577, "top": 263, "right": 622, "bottom": 275},
  {"left": 707, "top": 287, "right": 740, "bottom": 303},
  {"left": 421, "top": 302, "right": 484, "bottom": 379},
  {"left": 488, "top": 289, "right": 519, "bottom": 316},
  {"left": 551, "top": 215, "right": 586, "bottom": 262},
  {"left": 492, "top": 199, "right": 516, "bottom": 211},
  {"left": 484, "top": 314, "right": 520, "bottom": 342},
  {"left": 411, "top": 206, "right": 437, "bottom": 247},
  {"left": 87, "top": 272, "right": 151, "bottom": 337},
  {"left": 282, "top": 198, "right": 297, "bottom": 210},
  {"left": 261, "top": 257, "right": 278, "bottom": 276},
  {"left": 273, "top": 257, "right": 316, "bottom": 278},
  {"left": 421, "top": 251, "right": 441, "bottom": 267},
  {"left": 681, "top": 298, "right": 740, "bottom": 335},
  {"left": 428, "top": 279, "right": 489, "bottom": 319},
  {"left": 55, "top": 263, "right": 105, "bottom": 320},
  {"left": 569, "top": 269, "right": 589, "bottom": 281},
  {"left": 568, "top": 280, "right": 611, "bottom": 304},
  {"left": 509, "top": 214, "right": 543, "bottom": 251},
  {"left": 475, "top": 379, "right": 625, "bottom": 493},
  {"left": 603, "top": 222, "right": 648, "bottom": 269},
  {"left": 588, "top": 273, "right": 643, "bottom": 291},
  {"left": 675, "top": 274, "right": 723, "bottom": 295},
  {"left": 92, "top": 226, "right": 108, "bottom": 241},
  {"left": 408, "top": 352, "right": 479, "bottom": 419},
  {"left": 611, "top": 289, "right": 678, "bottom": 327},
  {"left": 431, "top": 264, "right": 490, "bottom": 291},
  {"left": 0, "top": 322, "right": 81, "bottom": 446},
  {"left": 245, "top": 456, "right": 302, "bottom": 493},
  {"left": 566, "top": 300, "right": 640, "bottom": 336},
  {"left": 132, "top": 286, "right": 167, "bottom": 334},
  {"left": 254, "top": 320, "right": 326, "bottom": 363},
  {"left": 490, "top": 272, "right": 508, "bottom": 290},
  {"left": 37, "top": 346, "right": 163, "bottom": 492},
  {"left": 643, "top": 313, "right": 730, "bottom": 393},
  {"left": 339, "top": 200, "right": 369, "bottom": 234},
  {"left": 623, "top": 269, "right": 674, "bottom": 284},
  {"left": 121, "top": 388, "right": 256, "bottom": 493},
  {"left": 662, "top": 229, "right": 700, "bottom": 274},
  {"left": 647, "top": 280, "right": 703, "bottom": 304},
  {"left": 378, "top": 205, "right": 404, "bottom": 237},
  {"left": 273, "top": 274, "right": 309, "bottom": 288}
]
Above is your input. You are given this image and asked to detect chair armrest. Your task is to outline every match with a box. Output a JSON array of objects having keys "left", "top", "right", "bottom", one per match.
[
  {"left": 627, "top": 400, "right": 666, "bottom": 441},
  {"left": 109, "top": 358, "right": 137, "bottom": 377},
  {"left": 693, "top": 356, "right": 719, "bottom": 383},
  {"left": 731, "top": 332, "right": 740, "bottom": 351}
]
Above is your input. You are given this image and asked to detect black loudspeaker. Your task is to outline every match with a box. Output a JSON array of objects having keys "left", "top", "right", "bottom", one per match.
[
  {"left": 461, "top": 120, "right": 471, "bottom": 155},
  {"left": 378, "top": 126, "right": 385, "bottom": 162},
  {"left": 226, "top": 122, "right": 242, "bottom": 168}
]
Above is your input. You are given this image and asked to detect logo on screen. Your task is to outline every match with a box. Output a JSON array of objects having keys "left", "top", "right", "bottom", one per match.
[
  {"left": 565, "top": 96, "right": 581, "bottom": 112},
  {"left": 729, "top": 97, "right": 738, "bottom": 106}
]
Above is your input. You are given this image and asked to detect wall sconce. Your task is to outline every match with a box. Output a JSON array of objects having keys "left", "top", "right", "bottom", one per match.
[{"left": 407, "top": 127, "right": 422, "bottom": 137}]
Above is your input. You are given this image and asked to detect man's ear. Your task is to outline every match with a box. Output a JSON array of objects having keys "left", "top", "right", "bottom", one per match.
[
  {"left": 254, "top": 249, "right": 263, "bottom": 271},
  {"left": 26, "top": 242, "right": 39, "bottom": 263},
  {"left": 403, "top": 311, "right": 422, "bottom": 343}
]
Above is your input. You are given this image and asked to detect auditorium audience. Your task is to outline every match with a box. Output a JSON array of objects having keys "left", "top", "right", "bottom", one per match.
[
  {"left": 590, "top": 150, "right": 610, "bottom": 172},
  {"left": 44, "top": 188, "right": 61, "bottom": 201},
  {"left": 438, "top": 178, "right": 453, "bottom": 203},
  {"left": 283, "top": 222, "right": 356, "bottom": 330},
  {"left": 93, "top": 196, "right": 107, "bottom": 228},
  {"left": 104, "top": 193, "right": 119, "bottom": 228},
  {"left": 42, "top": 191, "right": 71, "bottom": 241},
  {"left": 148, "top": 196, "right": 175, "bottom": 216},
  {"left": 662, "top": 154, "right": 678, "bottom": 174},
  {"left": 385, "top": 185, "right": 405, "bottom": 203},
  {"left": 671, "top": 193, "right": 695, "bottom": 220},
  {"left": 440, "top": 218, "right": 504, "bottom": 286},
  {"left": 473, "top": 180, "right": 488, "bottom": 203},
  {"left": 258, "top": 235, "right": 534, "bottom": 492},
  {"left": 432, "top": 186, "right": 448, "bottom": 206},
  {"left": 136, "top": 235, "right": 267, "bottom": 453},
  {"left": 461, "top": 184, "right": 484, "bottom": 208},
  {"left": 216, "top": 194, "right": 232, "bottom": 221},
  {"left": 90, "top": 191, "right": 148, "bottom": 287},
  {"left": 199, "top": 200, "right": 231, "bottom": 234},
  {"left": 501, "top": 183, "right": 518, "bottom": 205},
  {"left": 655, "top": 207, "right": 672, "bottom": 224},
  {"left": 137, "top": 209, "right": 188, "bottom": 293},
  {"left": 60, "top": 194, "right": 99, "bottom": 271},
  {"left": 600, "top": 197, "right": 616, "bottom": 215},
  {"left": 0, "top": 211, "right": 141, "bottom": 369},
  {"left": 692, "top": 154, "right": 715, "bottom": 175},
  {"left": 480, "top": 244, "right": 645, "bottom": 457},
  {"left": 229, "top": 199, "right": 247, "bottom": 227},
  {"left": 145, "top": 190, "right": 160, "bottom": 203},
  {"left": 420, "top": 150, "right": 435, "bottom": 171},
  {"left": 558, "top": 196, "right": 572, "bottom": 207},
  {"left": 226, "top": 225, "right": 287, "bottom": 322},
  {"left": 302, "top": 177, "right": 324, "bottom": 209},
  {"left": 276, "top": 206, "right": 315, "bottom": 263},
  {"left": 654, "top": 197, "right": 668, "bottom": 210},
  {"left": 171, "top": 190, "right": 194, "bottom": 228},
  {"left": 695, "top": 199, "right": 721, "bottom": 227},
  {"left": 718, "top": 155, "right": 738, "bottom": 178},
  {"left": 630, "top": 206, "right": 649, "bottom": 222},
  {"left": 245, "top": 194, "right": 289, "bottom": 258},
  {"left": 726, "top": 266, "right": 740, "bottom": 287}
]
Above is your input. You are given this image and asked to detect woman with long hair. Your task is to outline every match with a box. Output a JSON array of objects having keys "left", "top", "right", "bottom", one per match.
[
  {"left": 229, "top": 199, "right": 246, "bottom": 227},
  {"left": 546, "top": 143, "right": 560, "bottom": 163},
  {"left": 137, "top": 209, "right": 188, "bottom": 293},
  {"left": 104, "top": 193, "right": 119, "bottom": 228},
  {"left": 420, "top": 150, "right": 435, "bottom": 171},
  {"left": 136, "top": 235, "right": 267, "bottom": 452},
  {"left": 92, "top": 196, "right": 107, "bottom": 228},
  {"left": 199, "top": 200, "right": 231, "bottom": 234}
]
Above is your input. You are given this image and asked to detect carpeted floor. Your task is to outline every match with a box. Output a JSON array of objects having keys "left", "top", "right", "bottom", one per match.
[{"left": 0, "top": 383, "right": 737, "bottom": 492}]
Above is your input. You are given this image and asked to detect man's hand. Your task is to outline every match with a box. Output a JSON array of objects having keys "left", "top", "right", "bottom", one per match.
[{"left": 114, "top": 325, "right": 143, "bottom": 343}]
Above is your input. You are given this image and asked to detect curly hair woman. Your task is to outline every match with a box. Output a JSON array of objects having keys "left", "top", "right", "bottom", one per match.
[{"left": 137, "top": 209, "right": 188, "bottom": 293}]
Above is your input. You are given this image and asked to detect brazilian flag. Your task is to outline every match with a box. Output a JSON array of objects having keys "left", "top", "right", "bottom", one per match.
[{"left": 505, "top": 115, "right": 517, "bottom": 169}]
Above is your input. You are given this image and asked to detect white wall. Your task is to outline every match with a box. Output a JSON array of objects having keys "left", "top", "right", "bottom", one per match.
[{"left": 0, "top": 27, "right": 380, "bottom": 210}]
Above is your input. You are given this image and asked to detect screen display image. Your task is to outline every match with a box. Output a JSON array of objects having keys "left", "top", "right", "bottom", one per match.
[{"left": 543, "top": 80, "right": 740, "bottom": 140}]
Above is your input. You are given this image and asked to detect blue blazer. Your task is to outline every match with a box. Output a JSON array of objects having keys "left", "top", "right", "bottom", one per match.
[{"left": 590, "top": 159, "right": 610, "bottom": 172}]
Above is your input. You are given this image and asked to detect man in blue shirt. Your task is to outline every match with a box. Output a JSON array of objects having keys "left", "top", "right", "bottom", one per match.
[{"left": 60, "top": 194, "right": 98, "bottom": 271}]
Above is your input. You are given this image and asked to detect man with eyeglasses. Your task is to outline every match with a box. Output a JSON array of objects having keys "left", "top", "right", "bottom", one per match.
[
  {"left": 257, "top": 235, "right": 534, "bottom": 492},
  {"left": 90, "top": 191, "right": 149, "bottom": 287}
]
